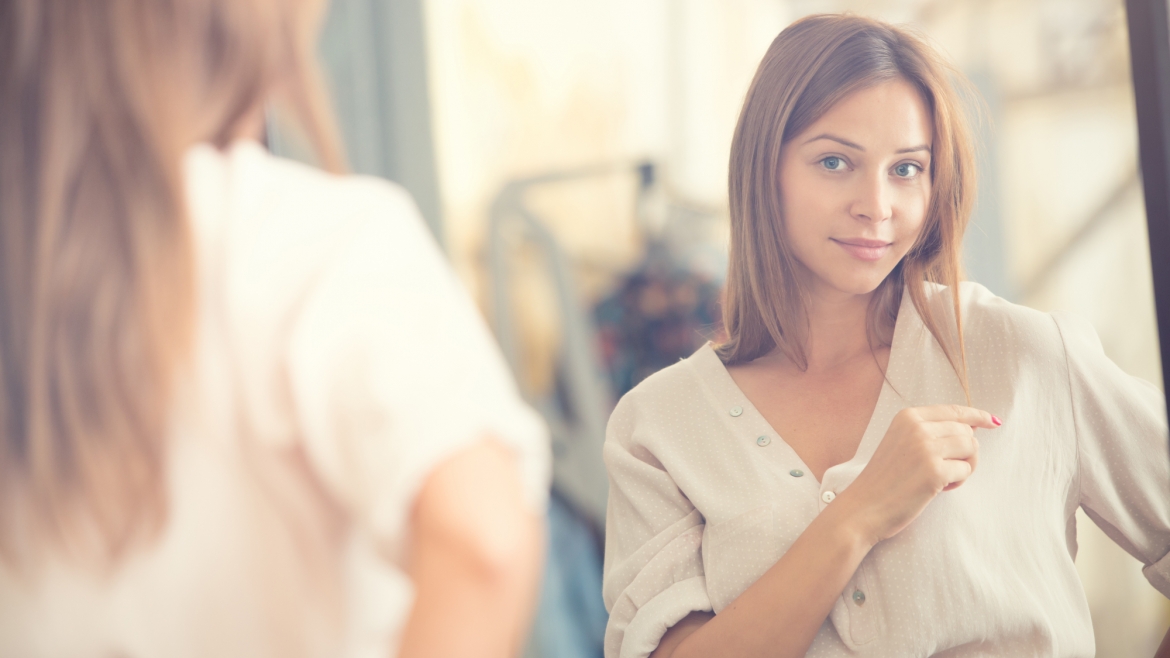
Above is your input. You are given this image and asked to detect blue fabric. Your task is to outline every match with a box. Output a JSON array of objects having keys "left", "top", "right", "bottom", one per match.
[{"left": 525, "top": 491, "right": 608, "bottom": 658}]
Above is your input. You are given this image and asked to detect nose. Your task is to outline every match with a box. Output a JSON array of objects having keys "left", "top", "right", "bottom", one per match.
[{"left": 849, "top": 172, "right": 893, "bottom": 223}]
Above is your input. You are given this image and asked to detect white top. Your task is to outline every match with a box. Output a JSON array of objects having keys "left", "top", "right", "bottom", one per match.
[
  {"left": 0, "top": 141, "right": 550, "bottom": 658},
  {"left": 602, "top": 282, "right": 1170, "bottom": 658}
]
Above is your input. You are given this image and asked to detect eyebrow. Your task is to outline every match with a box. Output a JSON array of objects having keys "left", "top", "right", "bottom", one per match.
[
  {"left": 804, "top": 133, "right": 864, "bottom": 150},
  {"left": 803, "top": 133, "right": 931, "bottom": 155}
]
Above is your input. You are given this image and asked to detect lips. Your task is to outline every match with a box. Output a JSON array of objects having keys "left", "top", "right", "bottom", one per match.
[{"left": 831, "top": 238, "right": 892, "bottom": 262}]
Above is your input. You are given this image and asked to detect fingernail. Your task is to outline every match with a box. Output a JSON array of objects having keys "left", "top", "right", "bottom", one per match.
[{"left": 991, "top": 415, "right": 1002, "bottom": 426}]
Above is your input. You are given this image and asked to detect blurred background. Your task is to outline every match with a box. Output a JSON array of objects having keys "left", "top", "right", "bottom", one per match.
[{"left": 271, "top": 0, "right": 1170, "bottom": 655}]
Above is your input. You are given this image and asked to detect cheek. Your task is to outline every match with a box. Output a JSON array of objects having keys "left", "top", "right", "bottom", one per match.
[
  {"left": 895, "top": 186, "right": 931, "bottom": 240},
  {"left": 779, "top": 170, "right": 834, "bottom": 244},
  {"left": 900, "top": 208, "right": 928, "bottom": 242}
]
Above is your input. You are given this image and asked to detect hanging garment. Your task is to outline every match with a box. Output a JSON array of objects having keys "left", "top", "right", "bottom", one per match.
[{"left": 594, "top": 256, "right": 724, "bottom": 398}]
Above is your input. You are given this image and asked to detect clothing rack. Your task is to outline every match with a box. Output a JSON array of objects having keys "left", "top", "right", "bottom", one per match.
[{"left": 487, "top": 163, "right": 645, "bottom": 529}]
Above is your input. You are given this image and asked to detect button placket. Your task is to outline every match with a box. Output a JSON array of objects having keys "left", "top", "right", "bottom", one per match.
[
  {"left": 728, "top": 398, "right": 807, "bottom": 488},
  {"left": 819, "top": 466, "right": 861, "bottom": 509},
  {"left": 842, "top": 563, "right": 881, "bottom": 645}
]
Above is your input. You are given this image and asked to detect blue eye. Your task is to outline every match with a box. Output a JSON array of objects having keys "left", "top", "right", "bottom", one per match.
[
  {"left": 821, "top": 156, "right": 846, "bottom": 171},
  {"left": 894, "top": 162, "right": 921, "bottom": 178}
]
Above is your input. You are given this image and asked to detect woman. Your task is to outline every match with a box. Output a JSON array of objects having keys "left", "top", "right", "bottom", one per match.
[
  {"left": 0, "top": 1, "right": 547, "bottom": 657},
  {"left": 602, "top": 14, "right": 1170, "bottom": 658}
]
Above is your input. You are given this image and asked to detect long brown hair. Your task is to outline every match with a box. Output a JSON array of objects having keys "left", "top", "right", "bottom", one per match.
[
  {"left": 0, "top": 0, "right": 343, "bottom": 565},
  {"left": 717, "top": 14, "right": 975, "bottom": 394}
]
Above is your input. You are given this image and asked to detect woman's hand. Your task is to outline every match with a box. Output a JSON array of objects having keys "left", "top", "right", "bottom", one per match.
[
  {"left": 660, "top": 405, "right": 1001, "bottom": 658},
  {"left": 842, "top": 405, "right": 1000, "bottom": 546}
]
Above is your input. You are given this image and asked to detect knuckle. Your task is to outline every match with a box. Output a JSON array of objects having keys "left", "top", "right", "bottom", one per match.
[{"left": 932, "top": 469, "right": 950, "bottom": 488}]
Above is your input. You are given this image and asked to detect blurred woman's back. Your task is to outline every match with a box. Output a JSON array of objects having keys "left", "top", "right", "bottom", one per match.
[{"left": 0, "top": 2, "right": 549, "bottom": 656}]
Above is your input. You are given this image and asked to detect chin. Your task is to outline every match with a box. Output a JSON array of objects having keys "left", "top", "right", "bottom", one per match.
[
  {"left": 799, "top": 251, "right": 899, "bottom": 298},
  {"left": 823, "top": 269, "right": 893, "bottom": 297},
  {"left": 837, "top": 281, "right": 886, "bottom": 297}
]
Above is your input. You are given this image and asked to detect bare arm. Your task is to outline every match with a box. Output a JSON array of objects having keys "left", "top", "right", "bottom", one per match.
[
  {"left": 396, "top": 439, "right": 544, "bottom": 658},
  {"left": 652, "top": 492, "right": 873, "bottom": 658},
  {"left": 653, "top": 405, "right": 999, "bottom": 658}
]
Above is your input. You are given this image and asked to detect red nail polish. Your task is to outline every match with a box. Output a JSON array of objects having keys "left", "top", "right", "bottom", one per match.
[{"left": 991, "top": 415, "right": 1002, "bottom": 426}]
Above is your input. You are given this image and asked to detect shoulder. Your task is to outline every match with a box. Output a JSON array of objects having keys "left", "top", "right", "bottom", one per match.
[
  {"left": 912, "top": 282, "right": 1078, "bottom": 407},
  {"left": 953, "top": 282, "right": 1054, "bottom": 334},
  {"left": 910, "top": 281, "right": 1068, "bottom": 373},
  {"left": 260, "top": 150, "right": 420, "bottom": 230},
  {"left": 188, "top": 140, "right": 445, "bottom": 298},
  {"left": 607, "top": 348, "right": 709, "bottom": 446},
  {"left": 931, "top": 282, "right": 1065, "bottom": 357},
  {"left": 185, "top": 142, "right": 450, "bottom": 347},
  {"left": 243, "top": 142, "right": 423, "bottom": 241},
  {"left": 185, "top": 141, "right": 429, "bottom": 258}
]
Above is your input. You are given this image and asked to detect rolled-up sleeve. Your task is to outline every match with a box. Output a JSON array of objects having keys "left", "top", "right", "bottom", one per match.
[
  {"left": 603, "top": 393, "right": 711, "bottom": 658},
  {"left": 1053, "top": 312, "right": 1170, "bottom": 597}
]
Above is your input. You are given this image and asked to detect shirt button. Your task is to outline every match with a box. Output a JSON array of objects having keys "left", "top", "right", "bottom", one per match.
[
  {"left": 789, "top": 469, "right": 804, "bottom": 478},
  {"left": 821, "top": 490, "right": 836, "bottom": 503},
  {"left": 756, "top": 435, "right": 771, "bottom": 447},
  {"left": 852, "top": 589, "right": 866, "bottom": 605},
  {"left": 730, "top": 406, "right": 743, "bottom": 417}
]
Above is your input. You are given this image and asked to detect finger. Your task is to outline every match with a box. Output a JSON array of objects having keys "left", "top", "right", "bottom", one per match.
[
  {"left": 937, "top": 457, "right": 973, "bottom": 488},
  {"left": 926, "top": 421, "right": 976, "bottom": 440},
  {"left": 915, "top": 404, "right": 998, "bottom": 429},
  {"left": 942, "top": 452, "right": 978, "bottom": 491},
  {"left": 935, "top": 432, "right": 979, "bottom": 460}
]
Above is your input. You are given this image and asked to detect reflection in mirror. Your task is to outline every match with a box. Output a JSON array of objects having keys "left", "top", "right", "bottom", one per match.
[{"left": 421, "top": 1, "right": 1170, "bottom": 656}]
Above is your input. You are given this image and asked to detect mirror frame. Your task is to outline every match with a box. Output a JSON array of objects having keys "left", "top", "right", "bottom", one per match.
[{"left": 1126, "top": 0, "right": 1170, "bottom": 455}]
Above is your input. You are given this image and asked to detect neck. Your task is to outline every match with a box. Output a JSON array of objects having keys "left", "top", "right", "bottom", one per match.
[{"left": 799, "top": 286, "right": 877, "bottom": 372}]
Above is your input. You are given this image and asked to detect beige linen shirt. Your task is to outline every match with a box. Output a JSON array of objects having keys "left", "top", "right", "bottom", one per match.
[
  {"left": 0, "top": 141, "right": 550, "bottom": 658},
  {"left": 602, "top": 282, "right": 1170, "bottom": 657}
]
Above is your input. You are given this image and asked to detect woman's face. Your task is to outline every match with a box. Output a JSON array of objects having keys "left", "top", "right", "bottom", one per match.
[{"left": 778, "top": 77, "right": 933, "bottom": 299}]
